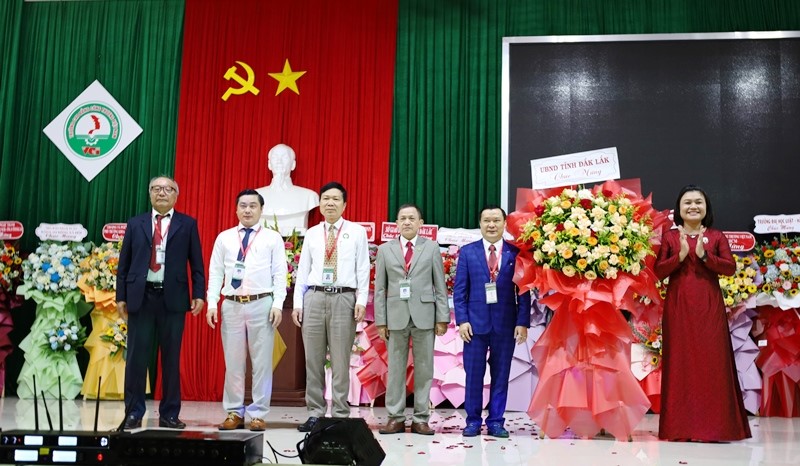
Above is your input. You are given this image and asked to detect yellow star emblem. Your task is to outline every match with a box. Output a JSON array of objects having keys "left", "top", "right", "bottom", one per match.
[{"left": 268, "top": 59, "right": 307, "bottom": 96}]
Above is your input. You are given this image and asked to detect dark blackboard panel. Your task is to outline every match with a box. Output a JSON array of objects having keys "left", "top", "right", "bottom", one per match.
[{"left": 506, "top": 34, "right": 800, "bottom": 231}]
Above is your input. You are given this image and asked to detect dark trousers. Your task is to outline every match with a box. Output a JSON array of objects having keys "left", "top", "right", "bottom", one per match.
[
  {"left": 463, "top": 331, "right": 515, "bottom": 427},
  {"left": 124, "top": 287, "right": 186, "bottom": 420}
]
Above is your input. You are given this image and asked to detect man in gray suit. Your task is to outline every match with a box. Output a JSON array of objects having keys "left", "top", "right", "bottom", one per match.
[{"left": 374, "top": 204, "right": 450, "bottom": 435}]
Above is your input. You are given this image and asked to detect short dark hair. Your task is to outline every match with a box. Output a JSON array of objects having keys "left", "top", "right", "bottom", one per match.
[
  {"left": 236, "top": 189, "right": 264, "bottom": 207},
  {"left": 673, "top": 184, "right": 714, "bottom": 228},
  {"left": 479, "top": 204, "right": 507, "bottom": 221},
  {"left": 397, "top": 203, "right": 423, "bottom": 220},
  {"left": 320, "top": 181, "right": 347, "bottom": 203}
]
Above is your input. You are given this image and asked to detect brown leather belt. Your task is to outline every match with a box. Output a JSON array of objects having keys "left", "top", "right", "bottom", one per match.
[
  {"left": 310, "top": 285, "right": 357, "bottom": 294},
  {"left": 224, "top": 292, "right": 273, "bottom": 303}
]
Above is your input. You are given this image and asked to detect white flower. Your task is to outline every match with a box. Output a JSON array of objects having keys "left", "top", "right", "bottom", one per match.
[
  {"left": 779, "top": 263, "right": 790, "bottom": 272},
  {"left": 605, "top": 267, "right": 618, "bottom": 279},
  {"left": 591, "top": 206, "right": 606, "bottom": 220},
  {"left": 577, "top": 189, "right": 592, "bottom": 199},
  {"left": 550, "top": 206, "right": 564, "bottom": 216},
  {"left": 64, "top": 344, "right": 71, "bottom": 351},
  {"left": 562, "top": 265, "right": 577, "bottom": 277},
  {"left": 563, "top": 189, "right": 578, "bottom": 199},
  {"left": 629, "top": 262, "right": 641, "bottom": 275}
]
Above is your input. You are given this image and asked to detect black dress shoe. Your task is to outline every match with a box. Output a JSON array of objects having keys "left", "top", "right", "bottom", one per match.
[
  {"left": 297, "top": 416, "right": 319, "bottom": 432},
  {"left": 159, "top": 417, "right": 186, "bottom": 429},
  {"left": 123, "top": 416, "right": 142, "bottom": 430}
]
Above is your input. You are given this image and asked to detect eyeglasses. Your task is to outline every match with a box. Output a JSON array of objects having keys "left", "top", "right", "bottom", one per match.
[{"left": 150, "top": 186, "right": 176, "bottom": 194}]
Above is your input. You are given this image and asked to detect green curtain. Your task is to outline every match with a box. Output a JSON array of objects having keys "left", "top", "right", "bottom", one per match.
[
  {"left": 390, "top": 0, "right": 800, "bottom": 228},
  {"left": 0, "top": 0, "right": 185, "bottom": 252},
  {"left": 0, "top": 0, "right": 24, "bottom": 193},
  {"left": 0, "top": 0, "right": 184, "bottom": 396}
]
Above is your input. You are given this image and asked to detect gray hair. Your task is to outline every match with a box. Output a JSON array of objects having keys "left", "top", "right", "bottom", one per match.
[{"left": 148, "top": 175, "right": 180, "bottom": 194}]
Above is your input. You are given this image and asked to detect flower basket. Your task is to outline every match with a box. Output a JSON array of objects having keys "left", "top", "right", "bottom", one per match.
[
  {"left": 16, "top": 241, "right": 90, "bottom": 399},
  {"left": 507, "top": 179, "right": 669, "bottom": 439}
]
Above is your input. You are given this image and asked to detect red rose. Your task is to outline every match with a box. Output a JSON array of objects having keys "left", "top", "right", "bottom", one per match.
[
  {"left": 534, "top": 205, "right": 545, "bottom": 216},
  {"left": 602, "top": 189, "right": 613, "bottom": 198},
  {"left": 760, "top": 266, "right": 767, "bottom": 274},
  {"left": 580, "top": 199, "right": 593, "bottom": 209},
  {"left": 556, "top": 223, "right": 565, "bottom": 232}
]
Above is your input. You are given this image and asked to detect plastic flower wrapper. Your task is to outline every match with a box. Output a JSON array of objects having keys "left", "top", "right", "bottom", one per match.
[{"left": 507, "top": 179, "right": 670, "bottom": 440}]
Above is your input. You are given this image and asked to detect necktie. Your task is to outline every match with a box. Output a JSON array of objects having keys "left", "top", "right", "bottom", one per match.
[
  {"left": 149, "top": 214, "right": 166, "bottom": 272},
  {"left": 324, "top": 225, "right": 338, "bottom": 282},
  {"left": 231, "top": 227, "right": 253, "bottom": 289},
  {"left": 404, "top": 241, "right": 414, "bottom": 271},
  {"left": 488, "top": 244, "right": 498, "bottom": 280}
]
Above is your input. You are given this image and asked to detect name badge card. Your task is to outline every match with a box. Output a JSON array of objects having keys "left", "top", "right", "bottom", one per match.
[
  {"left": 399, "top": 279, "right": 411, "bottom": 300},
  {"left": 156, "top": 246, "right": 166, "bottom": 265},
  {"left": 232, "top": 261, "right": 246, "bottom": 280},
  {"left": 322, "top": 267, "right": 335, "bottom": 285},
  {"left": 485, "top": 282, "right": 498, "bottom": 304}
]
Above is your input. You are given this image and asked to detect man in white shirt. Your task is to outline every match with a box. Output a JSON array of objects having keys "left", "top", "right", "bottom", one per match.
[
  {"left": 292, "top": 181, "right": 370, "bottom": 432},
  {"left": 206, "top": 189, "right": 288, "bottom": 431}
]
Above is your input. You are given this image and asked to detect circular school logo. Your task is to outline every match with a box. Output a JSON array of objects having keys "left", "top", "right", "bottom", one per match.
[{"left": 64, "top": 102, "right": 121, "bottom": 159}]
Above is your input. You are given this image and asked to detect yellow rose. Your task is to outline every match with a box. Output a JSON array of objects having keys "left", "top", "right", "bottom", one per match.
[
  {"left": 584, "top": 270, "right": 598, "bottom": 280},
  {"left": 562, "top": 249, "right": 574, "bottom": 259},
  {"left": 569, "top": 227, "right": 581, "bottom": 237},
  {"left": 609, "top": 244, "right": 620, "bottom": 254},
  {"left": 598, "top": 260, "right": 609, "bottom": 271},
  {"left": 548, "top": 233, "right": 558, "bottom": 242},
  {"left": 587, "top": 237, "right": 598, "bottom": 246},
  {"left": 531, "top": 230, "right": 542, "bottom": 241},
  {"left": 608, "top": 204, "right": 617, "bottom": 214},
  {"left": 576, "top": 258, "right": 588, "bottom": 270},
  {"left": 560, "top": 200, "right": 572, "bottom": 209}
]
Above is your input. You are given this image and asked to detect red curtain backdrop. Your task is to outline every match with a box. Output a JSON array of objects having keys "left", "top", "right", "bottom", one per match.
[{"left": 171, "top": 0, "right": 397, "bottom": 401}]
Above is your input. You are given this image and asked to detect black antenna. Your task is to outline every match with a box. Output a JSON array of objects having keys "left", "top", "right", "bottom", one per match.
[
  {"left": 93, "top": 377, "right": 101, "bottom": 432},
  {"left": 58, "top": 376, "right": 63, "bottom": 431},
  {"left": 41, "top": 391, "right": 54, "bottom": 431},
  {"left": 33, "top": 376, "right": 39, "bottom": 431},
  {"left": 115, "top": 402, "right": 134, "bottom": 432}
]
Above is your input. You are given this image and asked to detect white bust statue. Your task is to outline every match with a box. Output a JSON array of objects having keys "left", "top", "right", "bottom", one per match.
[{"left": 256, "top": 143, "right": 320, "bottom": 236}]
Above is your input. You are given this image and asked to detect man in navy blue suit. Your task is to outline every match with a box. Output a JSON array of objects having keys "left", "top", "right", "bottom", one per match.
[
  {"left": 453, "top": 205, "right": 531, "bottom": 438},
  {"left": 116, "top": 176, "right": 205, "bottom": 430}
]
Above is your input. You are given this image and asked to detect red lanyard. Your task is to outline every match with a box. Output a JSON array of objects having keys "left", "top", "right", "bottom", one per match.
[
  {"left": 154, "top": 214, "right": 171, "bottom": 240},
  {"left": 238, "top": 227, "right": 260, "bottom": 260},
  {"left": 324, "top": 223, "right": 343, "bottom": 261}
]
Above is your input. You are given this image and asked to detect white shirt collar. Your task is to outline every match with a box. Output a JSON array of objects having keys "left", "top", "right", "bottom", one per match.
[
  {"left": 482, "top": 238, "right": 503, "bottom": 253},
  {"left": 400, "top": 235, "right": 418, "bottom": 249},
  {"left": 325, "top": 217, "right": 345, "bottom": 232},
  {"left": 237, "top": 223, "right": 262, "bottom": 232},
  {"left": 151, "top": 208, "right": 174, "bottom": 219}
]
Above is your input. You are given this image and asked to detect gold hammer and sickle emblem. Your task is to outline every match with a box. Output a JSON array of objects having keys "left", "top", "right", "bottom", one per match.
[{"left": 222, "top": 61, "right": 260, "bottom": 101}]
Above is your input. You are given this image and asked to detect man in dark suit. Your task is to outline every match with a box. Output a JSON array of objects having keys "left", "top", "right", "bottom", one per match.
[
  {"left": 374, "top": 204, "right": 450, "bottom": 435},
  {"left": 116, "top": 176, "right": 205, "bottom": 429},
  {"left": 453, "top": 205, "right": 531, "bottom": 438}
]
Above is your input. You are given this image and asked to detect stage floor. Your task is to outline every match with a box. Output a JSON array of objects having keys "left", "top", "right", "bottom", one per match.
[{"left": 1, "top": 397, "right": 798, "bottom": 465}]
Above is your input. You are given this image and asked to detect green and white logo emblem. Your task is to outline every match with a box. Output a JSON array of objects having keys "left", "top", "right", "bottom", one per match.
[
  {"left": 44, "top": 80, "right": 142, "bottom": 182},
  {"left": 65, "top": 102, "right": 121, "bottom": 158}
]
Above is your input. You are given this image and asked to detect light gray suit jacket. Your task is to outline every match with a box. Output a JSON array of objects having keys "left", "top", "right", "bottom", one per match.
[{"left": 374, "top": 236, "right": 450, "bottom": 330}]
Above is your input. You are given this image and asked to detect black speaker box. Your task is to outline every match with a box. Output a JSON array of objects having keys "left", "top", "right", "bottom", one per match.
[{"left": 298, "top": 418, "right": 385, "bottom": 466}]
